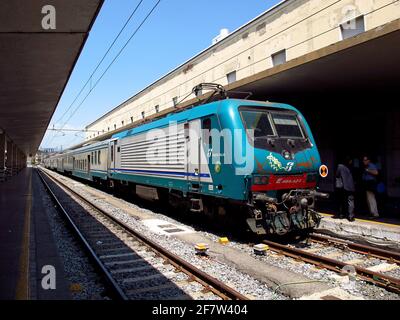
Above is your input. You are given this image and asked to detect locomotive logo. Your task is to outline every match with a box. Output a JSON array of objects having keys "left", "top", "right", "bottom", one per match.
[
  {"left": 275, "top": 177, "right": 303, "bottom": 184},
  {"left": 267, "top": 153, "right": 294, "bottom": 172}
]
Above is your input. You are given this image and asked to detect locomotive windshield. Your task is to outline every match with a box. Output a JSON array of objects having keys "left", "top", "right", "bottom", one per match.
[
  {"left": 271, "top": 113, "right": 303, "bottom": 138},
  {"left": 239, "top": 106, "right": 311, "bottom": 152},
  {"left": 240, "top": 107, "right": 305, "bottom": 139},
  {"left": 240, "top": 109, "right": 274, "bottom": 138}
]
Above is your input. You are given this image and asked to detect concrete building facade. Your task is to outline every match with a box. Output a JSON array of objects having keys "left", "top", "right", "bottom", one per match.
[{"left": 86, "top": 0, "right": 400, "bottom": 138}]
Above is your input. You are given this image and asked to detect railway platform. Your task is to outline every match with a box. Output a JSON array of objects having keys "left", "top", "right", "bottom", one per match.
[
  {"left": 0, "top": 167, "right": 71, "bottom": 299},
  {"left": 317, "top": 213, "right": 400, "bottom": 243}
]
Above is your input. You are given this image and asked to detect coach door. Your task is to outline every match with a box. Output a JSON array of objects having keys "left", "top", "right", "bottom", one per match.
[
  {"left": 187, "top": 120, "right": 201, "bottom": 185},
  {"left": 108, "top": 139, "right": 118, "bottom": 173}
]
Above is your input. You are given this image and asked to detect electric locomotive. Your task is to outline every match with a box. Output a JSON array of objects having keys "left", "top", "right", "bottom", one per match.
[{"left": 44, "top": 84, "right": 327, "bottom": 235}]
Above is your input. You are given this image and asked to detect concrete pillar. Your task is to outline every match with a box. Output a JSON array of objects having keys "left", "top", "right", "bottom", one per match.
[
  {"left": 19, "top": 150, "right": 23, "bottom": 171},
  {"left": 19, "top": 150, "right": 26, "bottom": 171},
  {"left": 22, "top": 153, "right": 26, "bottom": 170},
  {"left": 12, "top": 146, "right": 17, "bottom": 175},
  {"left": 5, "top": 140, "right": 13, "bottom": 178},
  {"left": 16, "top": 150, "right": 21, "bottom": 172},
  {"left": 0, "top": 133, "right": 5, "bottom": 181}
]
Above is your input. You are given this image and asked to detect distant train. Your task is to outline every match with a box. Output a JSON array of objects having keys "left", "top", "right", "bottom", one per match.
[{"left": 44, "top": 89, "right": 327, "bottom": 235}]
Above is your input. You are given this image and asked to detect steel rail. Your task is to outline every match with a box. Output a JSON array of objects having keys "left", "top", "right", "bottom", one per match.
[
  {"left": 262, "top": 239, "right": 400, "bottom": 295},
  {"left": 309, "top": 233, "right": 400, "bottom": 264},
  {"left": 38, "top": 168, "right": 248, "bottom": 300},
  {"left": 36, "top": 169, "right": 128, "bottom": 300}
]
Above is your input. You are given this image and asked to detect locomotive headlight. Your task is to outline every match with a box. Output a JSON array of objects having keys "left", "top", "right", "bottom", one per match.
[
  {"left": 254, "top": 176, "right": 269, "bottom": 185},
  {"left": 283, "top": 150, "right": 292, "bottom": 160},
  {"left": 261, "top": 176, "right": 269, "bottom": 184}
]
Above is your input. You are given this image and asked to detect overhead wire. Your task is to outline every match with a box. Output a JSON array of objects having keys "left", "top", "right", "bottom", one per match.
[
  {"left": 58, "top": 0, "right": 162, "bottom": 131},
  {"left": 46, "top": 0, "right": 161, "bottom": 148},
  {"left": 54, "top": 0, "right": 145, "bottom": 126}
]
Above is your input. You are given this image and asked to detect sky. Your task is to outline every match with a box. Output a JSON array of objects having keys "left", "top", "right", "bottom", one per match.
[{"left": 41, "top": 0, "right": 282, "bottom": 150}]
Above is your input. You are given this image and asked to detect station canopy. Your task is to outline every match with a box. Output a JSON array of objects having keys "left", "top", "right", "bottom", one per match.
[{"left": 0, "top": 0, "right": 103, "bottom": 156}]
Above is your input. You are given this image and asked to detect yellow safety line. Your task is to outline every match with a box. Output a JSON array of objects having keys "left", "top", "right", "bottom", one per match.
[
  {"left": 320, "top": 212, "right": 400, "bottom": 228},
  {"left": 15, "top": 171, "right": 32, "bottom": 300}
]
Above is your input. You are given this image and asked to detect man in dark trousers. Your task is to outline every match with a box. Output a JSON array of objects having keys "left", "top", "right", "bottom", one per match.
[
  {"left": 362, "top": 155, "right": 380, "bottom": 218},
  {"left": 335, "top": 157, "right": 356, "bottom": 222}
]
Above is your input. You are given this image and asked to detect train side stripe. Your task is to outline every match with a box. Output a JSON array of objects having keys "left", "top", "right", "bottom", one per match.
[{"left": 111, "top": 168, "right": 210, "bottom": 178}]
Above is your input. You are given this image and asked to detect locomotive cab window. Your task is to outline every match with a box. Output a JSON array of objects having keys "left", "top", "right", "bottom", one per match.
[
  {"left": 240, "top": 108, "right": 274, "bottom": 139},
  {"left": 240, "top": 106, "right": 309, "bottom": 152},
  {"left": 271, "top": 113, "right": 304, "bottom": 138}
]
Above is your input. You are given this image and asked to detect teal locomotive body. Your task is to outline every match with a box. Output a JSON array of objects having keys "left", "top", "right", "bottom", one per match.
[{"left": 45, "top": 98, "right": 325, "bottom": 235}]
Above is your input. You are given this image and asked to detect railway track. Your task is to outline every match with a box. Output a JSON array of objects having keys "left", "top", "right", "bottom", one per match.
[
  {"left": 37, "top": 168, "right": 248, "bottom": 301},
  {"left": 262, "top": 234, "right": 400, "bottom": 295}
]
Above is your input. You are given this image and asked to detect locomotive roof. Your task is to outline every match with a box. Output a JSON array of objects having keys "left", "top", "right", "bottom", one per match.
[{"left": 112, "top": 99, "right": 297, "bottom": 140}]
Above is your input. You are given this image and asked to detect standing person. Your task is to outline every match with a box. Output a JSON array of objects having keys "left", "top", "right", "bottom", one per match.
[
  {"left": 335, "top": 157, "right": 355, "bottom": 222},
  {"left": 362, "top": 155, "right": 380, "bottom": 218}
]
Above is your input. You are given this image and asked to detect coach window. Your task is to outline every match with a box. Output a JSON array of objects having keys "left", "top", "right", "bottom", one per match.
[
  {"left": 203, "top": 118, "right": 212, "bottom": 145},
  {"left": 98, "top": 151, "right": 101, "bottom": 164},
  {"left": 111, "top": 145, "right": 114, "bottom": 162},
  {"left": 91, "top": 152, "right": 93, "bottom": 164},
  {"left": 94, "top": 151, "right": 97, "bottom": 165}
]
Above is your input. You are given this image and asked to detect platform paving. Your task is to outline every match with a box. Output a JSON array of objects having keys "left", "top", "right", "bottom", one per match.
[
  {"left": 0, "top": 168, "right": 71, "bottom": 299},
  {"left": 317, "top": 214, "right": 400, "bottom": 242}
]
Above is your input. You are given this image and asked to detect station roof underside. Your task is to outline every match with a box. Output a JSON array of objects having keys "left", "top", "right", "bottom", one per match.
[
  {"left": 235, "top": 19, "right": 400, "bottom": 102},
  {"left": 0, "top": 0, "right": 103, "bottom": 156}
]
